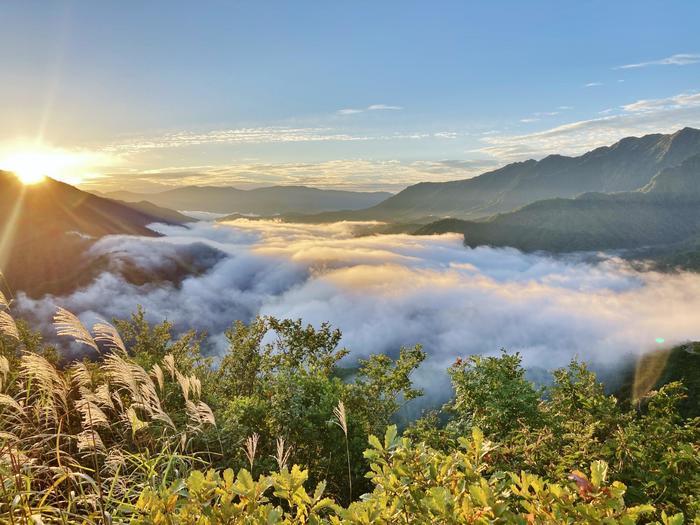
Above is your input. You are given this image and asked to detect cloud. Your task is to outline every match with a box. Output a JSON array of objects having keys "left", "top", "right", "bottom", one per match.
[
  {"left": 477, "top": 91, "right": 700, "bottom": 160},
  {"left": 367, "top": 104, "right": 403, "bottom": 111},
  {"left": 16, "top": 220, "right": 700, "bottom": 403},
  {"left": 337, "top": 104, "right": 403, "bottom": 115},
  {"left": 585, "top": 82, "right": 603, "bottom": 88},
  {"left": 616, "top": 53, "right": 700, "bottom": 69},
  {"left": 80, "top": 157, "right": 498, "bottom": 194},
  {"left": 104, "top": 127, "right": 374, "bottom": 153}
]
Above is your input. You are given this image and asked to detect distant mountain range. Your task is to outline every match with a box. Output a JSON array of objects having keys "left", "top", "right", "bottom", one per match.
[
  {"left": 102, "top": 186, "right": 392, "bottom": 214},
  {"left": 296, "top": 127, "right": 700, "bottom": 224},
  {"left": 417, "top": 152, "right": 700, "bottom": 255},
  {"left": 0, "top": 172, "right": 191, "bottom": 296}
]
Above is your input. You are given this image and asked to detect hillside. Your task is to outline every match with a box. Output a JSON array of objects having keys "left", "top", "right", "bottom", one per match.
[
  {"left": 301, "top": 127, "right": 700, "bottom": 224},
  {"left": 104, "top": 185, "right": 393, "bottom": 214},
  {"left": 416, "top": 153, "right": 700, "bottom": 256},
  {"left": 0, "top": 171, "right": 188, "bottom": 296},
  {"left": 108, "top": 198, "right": 196, "bottom": 223}
]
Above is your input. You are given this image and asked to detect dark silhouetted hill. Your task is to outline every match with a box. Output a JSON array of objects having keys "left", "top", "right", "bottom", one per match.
[{"left": 0, "top": 172, "right": 188, "bottom": 296}]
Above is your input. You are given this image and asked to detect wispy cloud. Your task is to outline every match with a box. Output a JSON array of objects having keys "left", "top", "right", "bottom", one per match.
[
  {"left": 81, "top": 157, "right": 498, "bottom": 194},
  {"left": 102, "top": 125, "right": 456, "bottom": 154},
  {"left": 616, "top": 53, "right": 700, "bottom": 69},
  {"left": 337, "top": 104, "right": 403, "bottom": 115},
  {"left": 520, "top": 110, "right": 560, "bottom": 123},
  {"left": 477, "top": 91, "right": 700, "bottom": 160},
  {"left": 585, "top": 82, "right": 603, "bottom": 88}
]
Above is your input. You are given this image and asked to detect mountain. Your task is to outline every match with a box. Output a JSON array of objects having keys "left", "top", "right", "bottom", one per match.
[
  {"left": 310, "top": 127, "right": 700, "bottom": 223},
  {"left": 109, "top": 199, "right": 196, "bottom": 223},
  {"left": 0, "top": 172, "right": 189, "bottom": 296},
  {"left": 417, "top": 153, "right": 700, "bottom": 256},
  {"left": 103, "top": 185, "right": 393, "bottom": 214}
]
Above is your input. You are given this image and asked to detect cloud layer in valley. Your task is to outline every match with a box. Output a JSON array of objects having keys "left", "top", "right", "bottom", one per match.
[{"left": 18, "top": 220, "right": 700, "bottom": 401}]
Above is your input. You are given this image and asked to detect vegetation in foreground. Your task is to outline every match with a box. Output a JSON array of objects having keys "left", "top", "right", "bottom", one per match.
[{"left": 0, "top": 295, "right": 697, "bottom": 523}]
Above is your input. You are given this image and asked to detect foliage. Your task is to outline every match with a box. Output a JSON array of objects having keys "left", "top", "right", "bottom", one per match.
[
  {"left": 445, "top": 351, "right": 544, "bottom": 440},
  {"left": 0, "top": 301, "right": 697, "bottom": 523},
  {"left": 411, "top": 352, "right": 700, "bottom": 521}
]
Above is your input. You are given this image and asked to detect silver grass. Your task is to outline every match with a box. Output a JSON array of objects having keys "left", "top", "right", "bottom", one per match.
[
  {"left": 76, "top": 398, "right": 110, "bottom": 429},
  {"left": 151, "top": 363, "right": 164, "bottom": 392},
  {"left": 274, "top": 437, "right": 293, "bottom": 470},
  {"left": 196, "top": 401, "right": 215, "bottom": 426},
  {"left": 20, "top": 353, "right": 69, "bottom": 417},
  {"left": 163, "top": 354, "right": 176, "bottom": 379},
  {"left": 0, "top": 310, "right": 19, "bottom": 340},
  {"left": 92, "top": 321, "right": 126, "bottom": 353},
  {"left": 0, "top": 393, "right": 24, "bottom": 415},
  {"left": 0, "top": 290, "right": 9, "bottom": 309},
  {"left": 176, "top": 371, "right": 190, "bottom": 401},
  {"left": 333, "top": 400, "right": 348, "bottom": 436},
  {"left": 0, "top": 355, "right": 9, "bottom": 389},
  {"left": 95, "top": 384, "right": 115, "bottom": 410},
  {"left": 189, "top": 375, "right": 202, "bottom": 398},
  {"left": 71, "top": 362, "right": 93, "bottom": 389},
  {"left": 243, "top": 432, "right": 260, "bottom": 470},
  {"left": 185, "top": 399, "right": 215, "bottom": 429},
  {"left": 151, "top": 411, "right": 176, "bottom": 430},
  {"left": 53, "top": 307, "right": 98, "bottom": 351},
  {"left": 76, "top": 429, "right": 106, "bottom": 453}
]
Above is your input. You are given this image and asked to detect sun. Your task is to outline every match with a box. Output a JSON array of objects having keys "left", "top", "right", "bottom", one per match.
[
  {"left": 0, "top": 147, "right": 93, "bottom": 186},
  {"left": 3, "top": 151, "right": 51, "bottom": 185}
]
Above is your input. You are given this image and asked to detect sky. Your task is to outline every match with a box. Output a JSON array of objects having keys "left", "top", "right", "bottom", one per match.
[{"left": 1, "top": 1, "right": 700, "bottom": 192}]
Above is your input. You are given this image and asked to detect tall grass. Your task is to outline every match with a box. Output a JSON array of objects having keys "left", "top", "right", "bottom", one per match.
[{"left": 0, "top": 304, "right": 216, "bottom": 522}]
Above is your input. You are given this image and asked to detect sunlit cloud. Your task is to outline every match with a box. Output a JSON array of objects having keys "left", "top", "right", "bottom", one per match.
[
  {"left": 616, "top": 53, "right": 700, "bottom": 69},
  {"left": 585, "top": 82, "right": 603, "bottom": 87},
  {"left": 17, "top": 220, "right": 700, "bottom": 401},
  {"left": 80, "top": 157, "right": 499, "bottom": 193},
  {"left": 102, "top": 125, "right": 456, "bottom": 157}
]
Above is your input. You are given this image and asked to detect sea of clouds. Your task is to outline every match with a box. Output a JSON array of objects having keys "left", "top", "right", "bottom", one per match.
[{"left": 17, "top": 219, "right": 700, "bottom": 403}]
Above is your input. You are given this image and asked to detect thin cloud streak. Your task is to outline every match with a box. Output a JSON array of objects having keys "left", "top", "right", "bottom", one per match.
[
  {"left": 337, "top": 104, "right": 403, "bottom": 115},
  {"left": 616, "top": 53, "right": 700, "bottom": 69}
]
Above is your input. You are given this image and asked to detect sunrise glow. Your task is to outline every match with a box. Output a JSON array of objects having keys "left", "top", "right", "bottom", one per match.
[{"left": 0, "top": 146, "right": 105, "bottom": 186}]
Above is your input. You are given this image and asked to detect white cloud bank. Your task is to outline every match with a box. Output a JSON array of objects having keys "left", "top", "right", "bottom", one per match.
[{"left": 17, "top": 221, "right": 700, "bottom": 400}]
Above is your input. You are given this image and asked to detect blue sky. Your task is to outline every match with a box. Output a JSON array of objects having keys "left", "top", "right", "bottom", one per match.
[{"left": 1, "top": 1, "right": 699, "bottom": 191}]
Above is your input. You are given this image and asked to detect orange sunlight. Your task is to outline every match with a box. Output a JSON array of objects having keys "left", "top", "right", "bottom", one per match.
[{"left": 0, "top": 145, "right": 111, "bottom": 186}]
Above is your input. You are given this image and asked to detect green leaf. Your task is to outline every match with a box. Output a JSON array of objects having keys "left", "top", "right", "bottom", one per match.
[
  {"left": 368, "top": 434, "right": 383, "bottom": 451},
  {"left": 590, "top": 460, "right": 608, "bottom": 488},
  {"left": 384, "top": 425, "right": 398, "bottom": 449}
]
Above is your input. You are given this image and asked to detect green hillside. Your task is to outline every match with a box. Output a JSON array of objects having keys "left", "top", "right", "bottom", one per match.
[{"left": 417, "top": 153, "right": 700, "bottom": 263}]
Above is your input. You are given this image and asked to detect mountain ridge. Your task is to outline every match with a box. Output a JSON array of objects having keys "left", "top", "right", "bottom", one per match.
[
  {"left": 102, "top": 185, "right": 393, "bottom": 214},
  {"left": 292, "top": 127, "right": 700, "bottom": 224},
  {"left": 416, "top": 152, "right": 700, "bottom": 259}
]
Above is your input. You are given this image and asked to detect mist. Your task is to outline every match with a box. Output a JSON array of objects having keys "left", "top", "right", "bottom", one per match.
[{"left": 17, "top": 219, "right": 700, "bottom": 402}]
